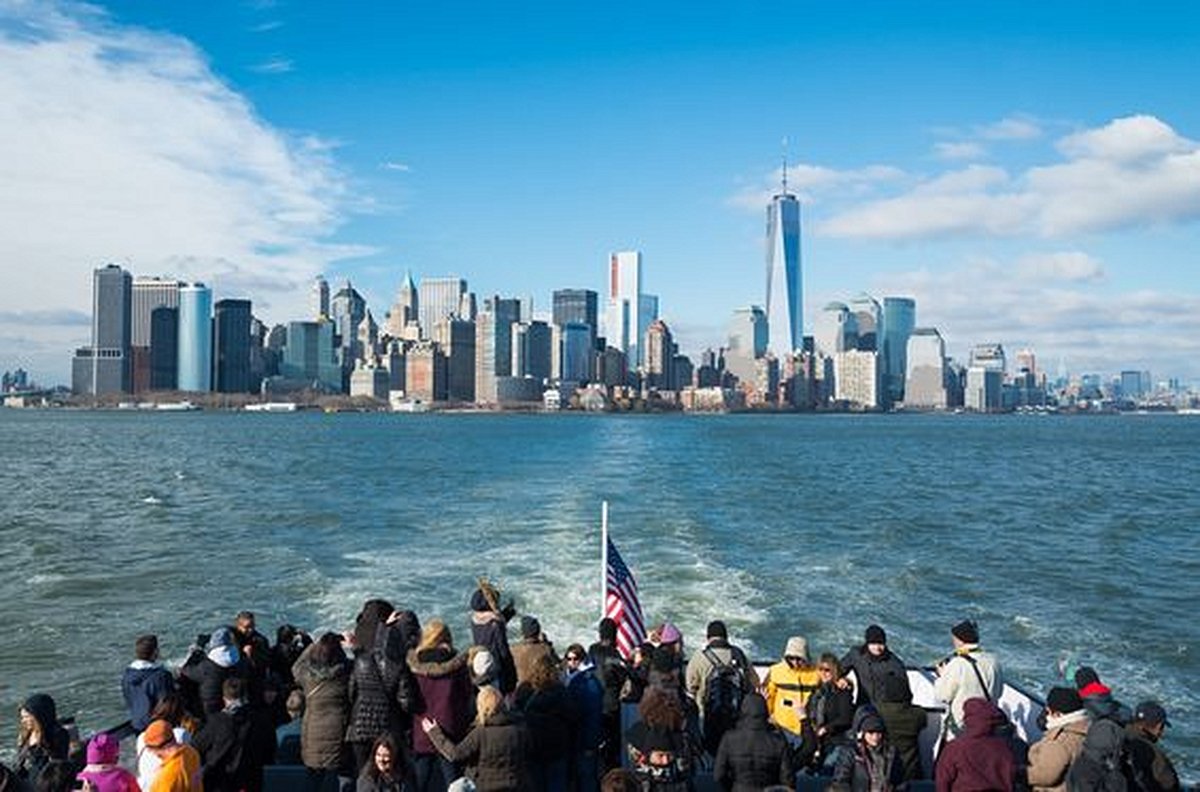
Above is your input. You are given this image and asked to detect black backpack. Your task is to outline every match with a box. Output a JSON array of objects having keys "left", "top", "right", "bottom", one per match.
[
  {"left": 1067, "top": 719, "right": 1131, "bottom": 792},
  {"left": 701, "top": 647, "right": 746, "bottom": 754}
]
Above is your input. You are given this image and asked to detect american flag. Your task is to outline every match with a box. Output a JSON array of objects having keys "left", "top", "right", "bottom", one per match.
[{"left": 604, "top": 537, "right": 646, "bottom": 659}]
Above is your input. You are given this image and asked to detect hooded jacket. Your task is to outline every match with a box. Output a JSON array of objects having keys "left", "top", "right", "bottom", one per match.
[
  {"left": 936, "top": 698, "right": 1016, "bottom": 792},
  {"left": 408, "top": 646, "right": 472, "bottom": 756},
  {"left": 123, "top": 660, "right": 178, "bottom": 732},
  {"left": 291, "top": 642, "right": 351, "bottom": 770},
  {"left": 191, "top": 700, "right": 276, "bottom": 792},
  {"left": 713, "top": 695, "right": 794, "bottom": 792},
  {"left": 16, "top": 694, "right": 70, "bottom": 781}
]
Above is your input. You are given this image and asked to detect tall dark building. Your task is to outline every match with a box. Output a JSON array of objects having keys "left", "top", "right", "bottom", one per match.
[
  {"left": 72, "top": 264, "right": 132, "bottom": 395},
  {"left": 489, "top": 296, "right": 522, "bottom": 378},
  {"left": 552, "top": 289, "right": 598, "bottom": 330},
  {"left": 149, "top": 307, "right": 179, "bottom": 390},
  {"left": 213, "top": 299, "right": 252, "bottom": 393}
]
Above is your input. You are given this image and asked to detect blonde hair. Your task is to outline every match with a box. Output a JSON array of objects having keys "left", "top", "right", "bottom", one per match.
[
  {"left": 417, "top": 619, "right": 452, "bottom": 653},
  {"left": 475, "top": 686, "right": 503, "bottom": 725}
]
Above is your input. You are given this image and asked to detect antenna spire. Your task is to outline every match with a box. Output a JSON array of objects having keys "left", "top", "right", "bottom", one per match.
[{"left": 781, "top": 136, "right": 789, "bottom": 193}]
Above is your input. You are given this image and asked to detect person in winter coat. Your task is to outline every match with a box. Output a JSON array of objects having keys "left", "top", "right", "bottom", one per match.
[
  {"left": 356, "top": 733, "right": 406, "bottom": 792},
  {"left": 347, "top": 600, "right": 412, "bottom": 774},
  {"left": 796, "top": 654, "right": 855, "bottom": 772},
  {"left": 142, "top": 720, "right": 203, "bottom": 792},
  {"left": 564, "top": 645, "right": 604, "bottom": 792},
  {"left": 840, "top": 625, "right": 913, "bottom": 710},
  {"left": 123, "top": 635, "right": 177, "bottom": 733},
  {"left": 1074, "top": 668, "right": 1131, "bottom": 726},
  {"left": 935, "top": 698, "right": 1015, "bottom": 792},
  {"left": 511, "top": 615, "right": 559, "bottom": 689},
  {"left": 624, "top": 687, "right": 694, "bottom": 791},
  {"left": 763, "top": 636, "right": 821, "bottom": 741},
  {"left": 1124, "top": 701, "right": 1179, "bottom": 792},
  {"left": 831, "top": 709, "right": 905, "bottom": 792},
  {"left": 408, "top": 619, "right": 473, "bottom": 792},
  {"left": 470, "top": 580, "right": 518, "bottom": 695},
  {"left": 934, "top": 621, "right": 1003, "bottom": 742},
  {"left": 291, "top": 632, "right": 352, "bottom": 783},
  {"left": 16, "top": 693, "right": 70, "bottom": 782},
  {"left": 76, "top": 732, "right": 139, "bottom": 792},
  {"left": 685, "top": 620, "right": 755, "bottom": 755},
  {"left": 587, "top": 618, "right": 628, "bottom": 771},
  {"left": 713, "top": 693, "right": 793, "bottom": 792},
  {"left": 516, "top": 654, "right": 574, "bottom": 792},
  {"left": 1028, "top": 687, "right": 1090, "bottom": 792},
  {"left": 136, "top": 695, "right": 198, "bottom": 791},
  {"left": 191, "top": 678, "right": 275, "bottom": 792},
  {"left": 180, "top": 628, "right": 249, "bottom": 718},
  {"left": 422, "top": 686, "right": 532, "bottom": 792}
]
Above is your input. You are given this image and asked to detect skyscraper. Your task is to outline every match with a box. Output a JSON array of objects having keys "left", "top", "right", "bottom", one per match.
[
  {"left": 880, "top": 297, "right": 916, "bottom": 405},
  {"left": 848, "top": 293, "right": 881, "bottom": 351},
  {"left": 814, "top": 302, "right": 858, "bottom": 357},
  {"left": 177, "top": 283, "right": 213, "bottom": 392},
  {"left": 904, "top": 328, "right": 947, "bottom": 409},
  {"left": 330, "top": 281, "right": 366, "bottom": 376},
  {"left": 604, "top": 251, "right": 644, "bottom": 368},
  {"left": 72, "top": 263, "right": 132, "bottom": 395},
  {"left": 552, "top": 289, "right": 599, "bottom": 331},
  {"left": 644, "top": 319, "right": 675, "bottom": 390},
  {"left": 432, "top": 317, "right": 476, "bottom": 402},
  {"left": 419, "top": 276, "right": 467, "bottom": 338},
  {"left": 131, "top": 277, "right": 181, "bottom": 348},
  {"left": 281, "top": 319, "right": 341, "bottom": 391},
  {"left": 311, "top": 275, "right": 330, "bottom": 319},
  {"left": 765, "top": 167, "right": 802, "bottom": 359},
  {"left": 149, "top": 307, "right": 178, "bottom": 390},
  {"left": 213, "top": 298, "right": 252, "bottom": 393},
  {"left": 385, "top": 271, "right": 419, "bottom": 338},
  {"left": 725, "top": 306, "right": 767, "bottom": 385}
]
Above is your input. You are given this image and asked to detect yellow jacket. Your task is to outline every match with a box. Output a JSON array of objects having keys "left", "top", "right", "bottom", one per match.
[
  {"left": 764, "top": 660, "right": 821, "bottom": 736},
  {"left": 149, "top": 744, "right": 203, "bottom": 792}
]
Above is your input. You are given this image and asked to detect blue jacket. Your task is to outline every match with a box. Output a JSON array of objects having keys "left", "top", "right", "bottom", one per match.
[{"left": 122, "top": 660, "right": 176, "bottom": 731}]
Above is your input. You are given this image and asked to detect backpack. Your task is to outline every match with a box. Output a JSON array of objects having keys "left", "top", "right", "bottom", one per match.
[
  {"left": 701, "top": 647, "right": 746, "bottom": 754},
  {"left": 1067, "top": 719, "right": 1131, "bottom": 792}
]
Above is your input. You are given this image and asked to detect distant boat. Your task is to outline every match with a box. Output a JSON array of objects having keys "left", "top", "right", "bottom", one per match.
[
  {"left": 155, "top": 401, "right": 199, "bottom": 411},
  {"left": 244, "top": 402, "right": 298, "bottom": 413}
]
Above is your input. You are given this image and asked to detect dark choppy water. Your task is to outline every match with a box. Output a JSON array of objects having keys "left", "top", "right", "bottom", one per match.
[{"left": 0, "top": 410, "right": 1196, "bottom": 775}]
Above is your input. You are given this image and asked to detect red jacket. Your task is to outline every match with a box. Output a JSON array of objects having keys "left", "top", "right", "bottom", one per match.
[{"left": 936, "top": 698, "right": 1015, "bottom": 792}]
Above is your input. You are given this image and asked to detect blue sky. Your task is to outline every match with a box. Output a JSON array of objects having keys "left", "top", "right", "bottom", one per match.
[{"left": 2, "top": 1, "right": 1200, "bottom": 384}]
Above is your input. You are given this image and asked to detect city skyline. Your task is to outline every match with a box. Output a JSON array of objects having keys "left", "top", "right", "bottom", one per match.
[{"left": 3, "top": 2, "right": 1200, "bottom": 384}]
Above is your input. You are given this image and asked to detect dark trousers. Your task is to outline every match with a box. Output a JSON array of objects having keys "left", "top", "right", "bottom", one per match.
[{"left": 412, "top": 753, "right": 457, "bottom": 792}]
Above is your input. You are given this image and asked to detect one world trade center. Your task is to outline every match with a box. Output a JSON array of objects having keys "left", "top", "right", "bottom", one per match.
[{"left": 765, "top": 167, "right": 802, "bottom": 359}]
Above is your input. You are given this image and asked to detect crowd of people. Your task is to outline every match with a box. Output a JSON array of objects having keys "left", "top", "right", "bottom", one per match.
[{"left": 0, "top": 582, "right": 1183, "bottom": 792}]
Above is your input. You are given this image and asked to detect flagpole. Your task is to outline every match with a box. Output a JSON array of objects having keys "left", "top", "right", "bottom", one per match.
[{"left": 600, "top": 500, "right": 609, "bottom": 621}]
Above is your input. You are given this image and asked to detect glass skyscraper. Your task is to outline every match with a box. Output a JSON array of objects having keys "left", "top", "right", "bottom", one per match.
[
  {"left": 177, "top": 283, "right": 213, "bottom": 392},
  {"left": 765, "top": 175, "right": 802, "bottom": 359},
  {"left": 881, "top": 297, "right": 916, "bottom": 404}
]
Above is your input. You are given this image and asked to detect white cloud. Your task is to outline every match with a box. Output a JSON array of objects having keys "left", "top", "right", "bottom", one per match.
[
  {"left": 382, "top": 161, "right": 411, "bottom": 172},
  {"left": 975, "top": 115, "right": 1043, "bottom": 141},
  {"left": 0, "top": 1, "right": 365, "bottom": 383},
  {"left": 818, "top": 115, "right": 1200, "bottom": 240},
  {"left": 933, "top": 141, "right": 986, "bottom": 161},
  {"left": 250, "top": 56, "right": 293, "bottom": 74},
  {"left": 728, "top": 162, "right": 904, "bottom": 210},
  {"left": 872, "top": 257, "right": 1200, "bottom": 378}
]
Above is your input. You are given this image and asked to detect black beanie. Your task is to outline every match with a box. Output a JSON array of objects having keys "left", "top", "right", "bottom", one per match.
[
  {"left": 707, "top": 620, "right": 728, "bottom": 640},
  {"left": 598, "top": 617, "right": 617, "bottom": 642},
  {"left": 1046, "top": 686, "right": 1083, "bottom": 714},
  {"left": 520, "top": 615, "right": 541, "bottom": 639},
  {"left": 864, "top": 624, "right": 887, "bottom": 644},
  {"left": 951, "top": 620, "right": 979, "bottom": 644}
]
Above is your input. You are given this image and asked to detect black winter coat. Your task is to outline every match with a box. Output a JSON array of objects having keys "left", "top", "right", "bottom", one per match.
[
  {"left": 713, "top": 696, "right": 794, "bottom": 792},
  {"left": 518, "top": 683, "right": 574, "bottom": 764},
  {"left": 182, "top": 655, "right": 250, "bottom": 716},
  {"left": 347, "top": 649, "right": 407, "bottom": 743},
  {"left": 840, "top": 645, "right": 912, "bottom": 707},
  {"left": 428, "top": 710, "right": 532, "bottom": 792},
  {"left": 192, "top": 702, "right": 277, "bottom": 792}
]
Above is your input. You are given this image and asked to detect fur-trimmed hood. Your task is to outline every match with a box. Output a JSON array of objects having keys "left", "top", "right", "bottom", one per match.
[{"left": 407, "top": 646, "right": 467, "bottom": 678}]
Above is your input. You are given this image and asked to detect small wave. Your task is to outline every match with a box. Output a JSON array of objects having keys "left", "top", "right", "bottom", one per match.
[
  {"left": 28, "top": 573, "right": 65, "bottom": 585},
  {"left": 141, "top": 496, "right": 164, "bottom": 505}
]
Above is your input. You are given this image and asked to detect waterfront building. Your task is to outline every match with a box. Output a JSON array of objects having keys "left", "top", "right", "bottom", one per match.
[
  {"left": 406, "top": 340, "right": 447, "bottom": 402},
  {"left": 1016, "top": 348, "right": 1037, "bottom": 379},
  {"left": 725, "top": 306, "right": 767, "bottom": 385},
  {"left": 834, "top": 349, "right": 880, "bottom": 409},
  {"left": 644, "top": 319, "right": 674, "bottom": 390},
  {"left": 904, "top": 328, "right": 947, "bottom": 409},
  {"left": 495, "top": 376, "right": 544, "bottom": 404},
  {"left": 384, "top": 340, "right": 407, "bottom": 394},
  {"left": 765, "top": 168, "right": 802, "bottom": 359},
  {"left": 280, "top": 319, "right": 341, "bottom": 392},
  {"left": 969, "top": 343, "right": 1006, "bottom": 373},
  {"left": 72, "top": 263, "right": 133, "bottom": 395},
  {"left": 814, "top": 302, "right": 858, "bottom": 358},
  {"left": 131, "top": 277, "right": 181, "bottom": 348},
  {"left": 385, "top": 271, "right": 419, "bottom": 338},
  {"left": 419, "top": 276, "right": 467, "bottom": 338},
  {"left": 1120, "top": 370, "right": 1145, "bottom": 399},
  {"left": 597, "top": 346, "right": 628, "bottom": 388},
  {"left": 604, "top": 251, "right": 648, "bottom": 368},
  {"left": 350, "top": 359, "right": 390, "bottom": 400},
  {"left": 311, "top": 275, "right": 330, "bottom": 319},
  {"left": 213, "top": 298, "right": 252, "bottom": 393},
  {"left": 474, "top": 296, "right": 521, "bottom": 404},
  {"left": 432, "top": 317, "right": 476, "bottom": 402},
  {"left": 330, "top": 281, "right": 366, "bottom": 374},
  {"left": 559, "top": 322, "right": 593, "bottom": 383},
  {"left": 511, "top": 320, "right": 552, "bottom": 383},
  {"left": 966, "top": 366, "right": 1004, "bottom": 412},
  {"left": 848, "top": 293, "right": 881, "bottom": 351},
  {"left": 880, "top": 297, "right": 916, "bottom": 406},
  {"left": 177, "top": 283, "right": 213, "bottom": 392}
]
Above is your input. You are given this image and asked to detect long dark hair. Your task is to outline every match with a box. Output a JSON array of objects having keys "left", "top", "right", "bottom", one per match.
[
  {"left": 309, "top": 632, "right": 347, "bottom": 667},
  {"left": 354, "top": 599, "right": 395, "bottom": 653},
  {"left": 364, "top": 733, "right": 402, "bottom": 781}
]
